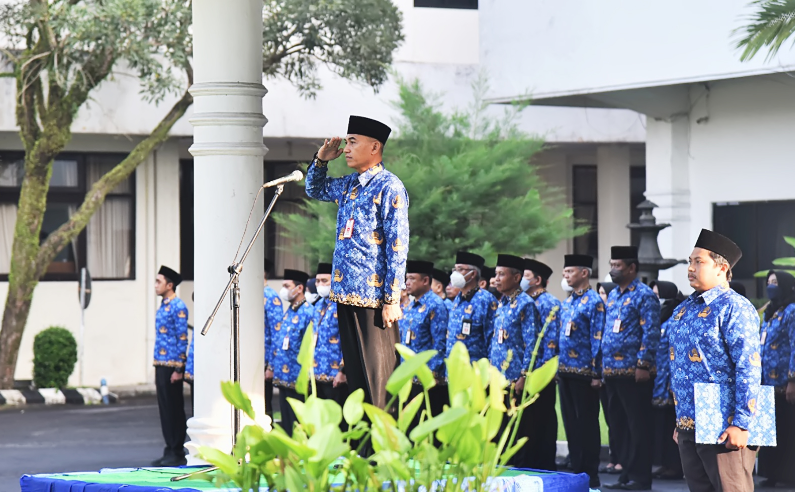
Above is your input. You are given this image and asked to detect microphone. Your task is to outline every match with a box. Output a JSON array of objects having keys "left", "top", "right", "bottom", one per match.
[{"left": 262, "top": 170, "right": 304, "bottom": 188}]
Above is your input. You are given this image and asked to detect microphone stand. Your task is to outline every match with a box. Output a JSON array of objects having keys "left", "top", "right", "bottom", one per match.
[{"left": 172, "top": 184, "right": 284, "bottom": 482}]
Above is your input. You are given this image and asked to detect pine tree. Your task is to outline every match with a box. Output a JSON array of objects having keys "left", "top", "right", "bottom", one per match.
[{"left": 275, "top": 77, "right": 585, "bottom": 270}]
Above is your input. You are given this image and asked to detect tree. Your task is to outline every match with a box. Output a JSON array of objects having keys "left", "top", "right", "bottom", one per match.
[
  {"left": 735, "top": 0, "right": 795, "bottom": 61},
  {"left": 0, "top": 0, "right": 403, "bottom": 389},
  {"left": 275, "top": 77, "right": 584, "bottom": 270}
]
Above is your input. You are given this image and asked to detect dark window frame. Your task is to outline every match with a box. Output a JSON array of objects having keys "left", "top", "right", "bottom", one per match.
[
  {"left": 572, "top": 164, "right": 599, "bottom": 278},
  {"left": 0, "top": 151, "right": 136, "bottom": 282},
  {"left": 414, "top": 0, "right": 477, "bottom": 9}
]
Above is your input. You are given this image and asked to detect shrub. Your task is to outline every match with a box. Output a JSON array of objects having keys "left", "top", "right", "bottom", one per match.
[{"left": 33, "top": 326, "right": 77, "bottom": 389}]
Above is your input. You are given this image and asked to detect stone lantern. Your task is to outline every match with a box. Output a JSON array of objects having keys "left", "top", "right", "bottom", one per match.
[{"left": 627, "top": 200, "right": 685, "bottom": 283}]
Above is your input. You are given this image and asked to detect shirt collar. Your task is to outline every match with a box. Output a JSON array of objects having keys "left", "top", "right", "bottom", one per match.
[
  {"left": 529, "top": 288, "right": 546, "bottom": 300},
  {"left": 162, "top": 292, "right": 176, "bottom": 304},
  {"left": 461, "top": 287, "right": 480, "bottom": 303},
  {"left": 289, "top": 299, "right": 306, "bottom": 311},
  {"left": 358, "top": 163, "right": 384, "bottom": 187},
  {"left": 413, "top": 290, "right": 433, "bottom": 307},
  {"left": 619, "top": 278, "right": 640, "bottom": 295},
  {"left": 695, "top": 283, "right": 730, "bottom": 306},
  {"left": 501, "top": 288, "right": 524, "bottom": 305},
  {"left": 571, "top": 286, "right": 591, "bottom": 299}
]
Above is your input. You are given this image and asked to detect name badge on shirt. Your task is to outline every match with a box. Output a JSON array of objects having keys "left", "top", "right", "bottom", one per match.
[
  {"left": 612, "top": 319, "right": 622, "bottom": 333},
  {"left": 313, "top": 332, "right": 318, "bottom": 347},
  {"left": 405, "top": 330, "right": 412, "bottom": 345},
  {"left": 565, "top": 322, "right": 573, "bottom": 337},
  {"left": 343, "top": 218, "right": 355, "bottom": 239},
  {"left": 282, "top": 336, "right": 290, "bottom": 351},
  {"left": 462, "top": 319, "right": 472, "bottom": 336},
  {"left": 498, "top": 329, "right": 504, "bottom": 344},
  {"left": 761, "top": 331, "right": 767, "bottom": 345}
]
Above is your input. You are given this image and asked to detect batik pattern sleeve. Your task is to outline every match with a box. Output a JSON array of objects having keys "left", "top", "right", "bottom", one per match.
[
  {"left": 637, "top": 291, "right": 661, "bottom": 369},
  {"left": 521, "top": 302, "right": 540, "bottom": 376},
  {"left": 590, "top": 298, "right": 606, "bottom": 377},
  {"left": 174, "top": 300, "right": 189, "bottom": 369},
  {"left": 380, "top": 181, "right": 410, "bottom": 305},
  {"left": 305, "top": 158, "right": 346, "bottom": 203},
  {"left": 429, "top": 299, "right": 449, "bottom": 375},
  {"left": 724, "top": 300, "right": 763, "bottom": 430},
  {"left": 787, "top": 307, "right": 795, "bottom": 382}
]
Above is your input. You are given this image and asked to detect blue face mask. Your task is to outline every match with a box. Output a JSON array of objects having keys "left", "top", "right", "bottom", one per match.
[{"left": 767, "top": 284, "right": 780, "bottom": 302}]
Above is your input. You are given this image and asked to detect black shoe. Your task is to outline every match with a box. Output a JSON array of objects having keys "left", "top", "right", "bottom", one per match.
[
  {"left": 556, "top": 455, "right": 571, "bottom": 470},
  {"left": 159, "top": 456, "right": 187, "bottom": 467},
  {"left": 603, "top": 480, "right": 651, "bottom": 491},
  {"left": 600, "top": 464, "right": 618, "bottom": 474},
  {"left": 759, "top": 478, "right": 777, "bottom": 488},
  {"left": 151, "top": 456, "right": 168, "bottom": 467},
  {"left": 589, "top": 478, "right": 601, "bottom": 489}
]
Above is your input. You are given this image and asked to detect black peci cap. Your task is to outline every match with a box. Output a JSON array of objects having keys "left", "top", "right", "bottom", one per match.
[
  {"left": 406, "top": 260, "right": 434, "bottom": 276},
  {"left": 158, "top": 266, "right": 182, "bottom": 287},
  {"left": 432, "top": 268, "right": 450, "bottom": 286},
  {"left": 347, "top": 116, "right": 391, "bottom": 145},
  {"left": 482, "top": 266, "right": 496, "bottom": 281},
  {"left": 316, "top": 262, "right": 333, "bottom": 275},
  {"left": 524, "top": 259, "right": 553, "bottom": 280},
  {"left": 694, "top": 229, "right": 742, "bottom": 267},
  {"left": 455, "top": 251, "right": 486, "bottom": 269},
  {"left": 564, "top": 255, "right": 593, "bottom": 269},
  {"left": 496, "top": 254, "right": 525, "bottom": 271},
  {"left": 611, "top": 246, "right": 639, "bottom": 260},
  {"left": 283, "top": 269, "right": 310, "bottom": 286}
]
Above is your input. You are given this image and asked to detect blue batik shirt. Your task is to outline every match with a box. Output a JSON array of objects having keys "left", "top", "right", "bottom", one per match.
[
  {"left": 760, "top": 303, "right": 795, "bottom": 391},
  {"left": 312, "top": 298, "right": 343, "bottom": 382},
  {"left": 531, "top": 290, "right": 562, "bottom": 369},
  {"left": 444, "top": 298, "right": 454, "bottom": 313},
  {"left": 264, "top": 286, "right": 284, "bottom": 367},
  {"left": 446, "top": 288, "right": 498, "bottom": 364},
  {"left": 489, "top": 289, "right": 540, "bottom": 382},
  {"left": 653, "top": 319, "right": 674, "bottom": 406},
  {"left": 269, "top": 300, "right": 316, "bottom": 389},
  {"left": 306, "top": 161, "right": 410, "bottom": 308},
  {"left": 401, "top": 291, "right": 449, "bottom": 378},
  {"left": 558, "top": 288, "right": 605, "bottom": 379},
  {"left": 154, "top": 294, "right": 189, "bottom": 369},
  {"left": 602, "top": 279, "right": 661, "bottom": 378},
  {"left": 668, "top": 284, "right": 761, "bottom": 431},
  {"left": 185, "top": 334, "right": 194, "bottom": 381}
]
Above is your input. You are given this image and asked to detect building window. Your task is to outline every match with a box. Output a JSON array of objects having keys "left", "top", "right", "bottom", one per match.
[
  {"left": 0, "top": 153, "right": 135, "bottom": 281},
  {"left": 414, "top": 0, "right": 477, "bottom": 8},
  {"left": 179, "top": 160, "right": 195, "bottom": 281},
  {"left": 572, "top": 165, "right": 598, "bottom": 278},
  {"left": 629, "top": 166, "right": 646, "bottom": 247},
  {"left": 713, "top": 200, "right": 795, "bottom": 300}
]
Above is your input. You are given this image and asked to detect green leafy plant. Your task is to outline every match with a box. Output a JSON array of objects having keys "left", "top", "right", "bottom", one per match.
[
  {"left": 735, "top": 0, "right": 795, "bottom": 62},
  {"left": 198, "top": 307, "right": 560, "bottom": 492},
  {"left": 753, "top": 235, "right": 795, "bottom": 277},
  {"left": 32, "top": 326, "right": 77, "bottom": 389},
  {"left": 274, "top": 77, "right": 584, "bottom": 269}
]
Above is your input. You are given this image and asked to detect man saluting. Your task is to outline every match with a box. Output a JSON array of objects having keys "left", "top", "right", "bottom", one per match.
[{"left": 306, "top": 116, "right": 409, "bottom": 410}]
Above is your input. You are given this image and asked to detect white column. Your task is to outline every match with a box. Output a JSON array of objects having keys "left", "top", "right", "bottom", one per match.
[
  {"left": 185, "top": 0, "right": 268, "bottom": 463},
  {"left": 645, "top": 118, "right": 692, "bottom": 290},
  {"left": 596, "top": 145, "right": 631, "bottom": 280}
]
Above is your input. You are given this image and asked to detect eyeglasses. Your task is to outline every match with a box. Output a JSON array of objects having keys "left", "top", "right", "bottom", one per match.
[{"left": 452, "top": 267, "right": 474, "bottom": 274}]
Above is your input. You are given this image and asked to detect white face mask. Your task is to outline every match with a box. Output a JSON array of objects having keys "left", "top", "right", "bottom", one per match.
[
  {"left": 561, "top": 277, "right": 573, "bottom": 293},
  {"left": 279, "top": 286, "right": 295, "bottom": 302},
  {"left": 305, "top": 292, "right": 320, "bottom": 304},
  {"left": 520, "top": 278, "right": 532, "bottom": 292},
  {"left": 317, "top": 285, "right": 331, "bottom": 299},
  {"left": 450, "top": 271, "right": 467, "bottom": 289}
]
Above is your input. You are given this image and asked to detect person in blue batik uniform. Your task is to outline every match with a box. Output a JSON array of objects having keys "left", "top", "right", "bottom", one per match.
[
  {"left": 489, "top": 254, "right": 547, "bottom": 471},
  {"left": 263, "top": 259, "right": 283, "bottom": 419},
  {"left": 669, "top": 229, "right": 760, "bottom": 492},
  {"left": 312, "top": 263, "right": 348, "bottom": 410},
  {"left": 649, "top": 280, "right": 685, "bottom": 481},
  {"left": 402, "top": 260, "right": 449, "bottom": 424},
  {"left": 602, "top": 246, "right": 660, "bottom": 491},
  {"left": 268, "top": 269, "right": 315, "bottom": 437},
  {"left": 151, "top": 266, "right": 189, "bottom": 467},
  {"left": 446, "top": 251, "right": 498, "bottom": 364},
  {"left": 432, "top": 268, "right": 450, "bottom": 306},
  {"left": 444, "top": 271, "right": 460, "bottom": 313},
  {"left": 558, "top": 255, "right": 605, "bottom": 488},
  {"left": 306, "top": 116, "right": 408, "bottom": 411},
  {"left": 757, "top": 270, "right": 795, "bottom": 487},
  {"left": 520, "top": 258, "right": 560, "bottom": 472}
]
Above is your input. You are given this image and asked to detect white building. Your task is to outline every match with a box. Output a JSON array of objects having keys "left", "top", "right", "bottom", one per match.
[
  {"left": 481, "top": 0, "right": 795, "bottom": 300},
  {"left": 0, "top": 0, "right": 644, "bottom": 388}
]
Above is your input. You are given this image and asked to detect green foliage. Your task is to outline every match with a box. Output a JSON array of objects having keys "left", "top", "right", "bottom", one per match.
[
  {"left": 32, "top": 326, "right": 77, "bottom": 388},
  {"left": 735, "top": 0, "right": 795, "bottom": 62},
  {"left": 753, "top": 235, "right": 795, "bottom": 277},
  {"left": 262, "top": 0, "right": 404, "bottom": 97},
  {"left": 274, "top": 77, "right": 583, "bottom": 268},
  {"left": 198, "top": 307, "right": 561, "bottom": 492}
]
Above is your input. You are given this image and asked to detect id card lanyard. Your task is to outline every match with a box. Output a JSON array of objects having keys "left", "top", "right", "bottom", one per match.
[{"left": 612, "top": 294, "right": 623, "bottom": 334}]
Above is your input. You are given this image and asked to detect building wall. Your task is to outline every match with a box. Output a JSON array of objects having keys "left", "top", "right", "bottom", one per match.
[{"left": 647, "top": 75, "right": 795, "bottom": 293}]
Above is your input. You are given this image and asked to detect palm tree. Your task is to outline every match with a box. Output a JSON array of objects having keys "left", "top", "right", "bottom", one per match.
[{"left": 735, "top": 0, "right": 795, "bottom": 61}]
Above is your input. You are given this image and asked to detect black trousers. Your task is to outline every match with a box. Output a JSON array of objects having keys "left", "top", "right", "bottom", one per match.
[
  {"left": 652, "top": 405, "right": 682, "bottom": 473},
  {"left": 265, "top": 378, "right": 274, "bottom": 418},
  {"left": 155, "top": 366, "right": 186, "bottom": 459},
  {"left": 758, "top": 393, "right": 795, "bottom": 483},
  {"left": 406, "top": 383, "right": 449, "bottom": 439},
  {"left": 277, "top": 385, "right": 304, "bottom": 437},
  {"left": 559, "top": 376, "right": 601, "bottom": 481},
  {"left": 336, "top": 303, "right": 399, "bottom": 410},
  {"left": 677, "top": 429, "right": 756, "bottom": 492},
  {"left": 519, "top": 381, "right": 558, "bottom": 471},
  {"left": 605, "top": 378, "right": 653, "bottom": 486},
  {"left": 600, "top": 386, "right": 624, "bottom": 464}
]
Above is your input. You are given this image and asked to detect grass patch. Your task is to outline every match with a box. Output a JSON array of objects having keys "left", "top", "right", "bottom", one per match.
[{"left": 555, "top": 388, "right": 610, "bottom": 446}]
